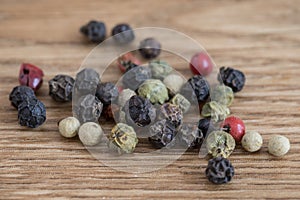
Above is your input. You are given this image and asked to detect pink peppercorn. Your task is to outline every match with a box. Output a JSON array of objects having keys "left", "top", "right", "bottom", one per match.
[
  {"left": 221, "top": 116, "right": 245, "bottom": 142},
  {"left": 190, "top": 52, "right": 213, "bottom": 76},
  {"left": 117, "top": 52, "right": 141, "bottom": 73},
  {"left": 19, "top": 63, "right": 44, "bottom": 91}
]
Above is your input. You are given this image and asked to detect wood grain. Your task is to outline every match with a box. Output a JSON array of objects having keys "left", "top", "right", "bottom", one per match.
[{"left": 0, "top": 0, "right": 300, "bottom": 199}]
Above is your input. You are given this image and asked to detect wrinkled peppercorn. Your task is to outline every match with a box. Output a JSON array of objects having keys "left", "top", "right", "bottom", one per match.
[
  {"left": 111, "top": 23, "right": 135, "bottom": 44},
  {"left": 117, "top": 52, "right": 141, "bottom": 73},
  {"left": 9, "top": 86, "right": 36, "bottom": 109},
  {"left": 74, "top": 68, "right": 100, "bottom": 95},
  {"left": 148, "top": 119, "right": 176, "bottom": 149},
  {"left": 198, "top": 118, "right": 212, "bottom": 138},
  {"left": 95, "top": 82, "right": 119, "bottom": 106},
  {"left": 158, "top": 103, "right": 183, "bottom": 128},
  {"left": 108, "top": 123, "right": 138, "bottom": 154},
  {"left": 124, "top": 95, "right": 156, "bottom": 127},
  {"left": 139, "top": 38, "right": 161, "bottom": 59},
  {"left": 206, "top": 131, "right": 236, "bottom": 158},
  {"left": 201, "top": 101, "right": 230, "bottom": 122},
  {"left": 80, "top": 20, "right": 106, "bottom": 43},
  {"left": 178, "top": 123, "right": 204, "bottom": 148},
  {"left": 205, "top": 157, "right": 234, "bottom": 184},
  {"left": 218, "top": 67, "right": 245, "bottom": 93},
  {"left": 170, "top": 94, "right": 191, "bottom": 114},
  {"left": 19, "top": 63, "right": 44, "bottom": 91},
  {"left": 180, "top": 75, "right": 210, "bottom": 103},
  {"left": 18, "top": 98, "right": 46, "bottom": 128},
  {"left": 149, "top": 60, "right": 173, "bottom": 80},
  {"left": 138, "top": 79, "right": 169, "bottom": 104},
  {"left": 122, "top": 66, "right": 152, "bottom": 90},
  {"left": 49, "top": 75, "right": 75, "bottom": 102},
  {"left": 74, "top": 94, "right": 103, "bottom": 123},
  {"left": 210, "top": 85, "right": 234, "bottom": 106}
]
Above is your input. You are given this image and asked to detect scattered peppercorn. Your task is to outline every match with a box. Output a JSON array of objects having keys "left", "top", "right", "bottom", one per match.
[
  {"left": 170, "top": 94, "right": 191, "bottom": 114},
  {"left": 49, "top": 75, "right": 75, "bottom": 102},
  {"left": 74, "top": 68, "right": 100, "bottom": 95},
  {"left": 18, "top": 98, "right": 46, "bottom": 128},
  {"left": 74, "top": 94, "right": 103, "bottom": 123},
  {"left": 178, "top": 123, "right": 203, "bottom": 148},
  {"left": 149, "top": 60, "right": 173, "bottom": 80},
  {"left": 108, "top": 123, "right": 138, "bottom": 154},
  {"left": 124, "top": 95, "right": 156, "bottom": 127},
  {"left": 190, "top": 52, "right": 213, "bottom": 76},
  {"left": 180, "top": 75, "right": 210, "bottom": 103},
  {"left": 148, "top": 119, "right": 176, "bottom": 149},
  {"left": 95, "top": 82, "right": 119, "bottom": 106},
  {"left": 198, "top": 118, "right": 212, "bottom": 138},
  {"left": 139, "top": 38, "right": 161, "bottom": 59},
  {"left": 19, "top": 63, "right": 44, "bottom": 91},
  {"left": 206, "top": 131, "right": 236, "bottom": 158},
  {"left": 122, "top": 66, "right": 152, "bottom": 90},
  {"left": 138, "top": 79, "right": 169, "bottom": 104},
  {"left": 268, "top": 135, "right": 290, "bottom": 157},
  {"left": 205, "top": 157, "right": 234, "bottom": 184},
  {"left": 80, "top": 20, "right": 106, "bottom": 43},
  {"left": 201, "top": 101, "right": 230, "bottom": 122},
  {"left": 118, "top": 88, "right": 136, "bottom": 108},
  {"left": 78, "top": 122, "right": 104, "bottom": 146},
  {"left": 111, "top": 23, "right": 135, "bottom": 44},
  {"left": 117, "top": 52, "right": 141, "bottom": 73},
  {"left": 58, "top": 117, "right": 80, "bottom": 138},
  {"left": 158, "top": 103, "right": 183, "bottom": 128},
  {"left": 210, "top": 85, "right": 234, "bottom": 106},
  {"left": 218, "top": 67, "right": 245, "bottom": 93},
  {"left": 221, "top": 116, "right": 245, "bottom": 142},
  {"left": 9, "top": 86, "right": 36, "bottom": 109},
  {"left": 241, "top": 130, "right": 263, "bottom": 152},
  {"left": 163, "top": 74, "right": 186, "bottom": 96}
]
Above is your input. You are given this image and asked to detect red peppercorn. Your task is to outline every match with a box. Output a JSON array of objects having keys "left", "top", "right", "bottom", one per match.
[
  {"left": 19, "top": 63, "right": 44, "bottom": 91},
  {"left": 190, "top": 52, "right": 213, "bottom": 76},
  {"left": 117, "top": 52, "right": 141, "bottom": 73},
  {"left": 221, "top": 116, "right": 245, "bottom": 142}
]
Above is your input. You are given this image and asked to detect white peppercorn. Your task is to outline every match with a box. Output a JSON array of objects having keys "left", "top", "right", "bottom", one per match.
[
  {"left": 78, "top": 122, "right": 103, "bottom": 146},
  {"left": 118, "top": 89, "right": 136, "bottom": 108},
  {"left": 58, "top": 117, "right": 80, "bottom": 138},
  {"left": 268, "top": 135, "right": 290, "bottom": 157},
  {"left": 241, "top": 130, "right": 263, "bottom": 152},
  {"left": 163, "top": 74, "right": 185, "bottom": 96}
]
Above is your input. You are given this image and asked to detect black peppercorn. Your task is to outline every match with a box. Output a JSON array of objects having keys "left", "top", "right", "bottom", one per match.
[
  {"left": 218, "top": 67, "right": 245, "bottom": 93},
  {"left": 198, "top": 118, "right": 211, "bottom": 138},
  {"left": 148, "top": 119, "right": 176, "bottom": 148},
  {"left": 74, "top": 68, "right": 100, "bottom": 95},
  {"left": 48, "top": 75, "right": 75, "bottom": 102},
  {"left": 158, "top": 103, "right": 183, "bottom": 128},
  {"left": 139, "top": 38, "right": 161, "bottom": 59},
  {"left": 18, "top": 98, "right": 46, "bottom": 128},
  {"left": 122, "top": 66, "right": 152, "bottom": 90},
  {"left": 9, "top": 86, "right": 36, "bottom": 109},
  {"left": 178, "top": 123, "right": 204, "bottom": 149},
  {"left": 80, "top": 20, "right": 106, "bottom": 43},
  {"left": 95, "top": 82, "right": 119, "bottom": 106},
  {"left": 180, "top": 75, "right": 210, "bottom": 103},
  {"left": 111, "top": 23, "right": 135, "bottom": 44},
  {"left": 124, "top": 95, "right": 156, "bottom": 127},
  {"left": 205, "top": 157, "right": 234, "bottom": 184}
]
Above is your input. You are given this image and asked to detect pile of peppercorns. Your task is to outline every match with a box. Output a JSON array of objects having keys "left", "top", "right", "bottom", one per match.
[{"left": 8, "top": 22, "right": 291, "bottom": 185}]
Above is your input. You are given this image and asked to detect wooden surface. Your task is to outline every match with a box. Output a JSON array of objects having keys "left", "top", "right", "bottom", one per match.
[{"left": 1, "top": 0, "right": 300, "bottom": 199}]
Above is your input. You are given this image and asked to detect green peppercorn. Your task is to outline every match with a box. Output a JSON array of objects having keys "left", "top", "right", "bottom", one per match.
[
  {"left": 210, "top": 85, "right": 234, "bottom": 106},
  {"left": 206, "top": 131, "right": 236, "bottom": 158},
  {"left": 108, "top": 123, "right": 138, "bottom": 154},
  {"left": 149, "top": 60, "right": 173, "bottom": 80},
  {"left": 78, "top": 122, "right": 104, "bottom": 146},
  {"left": 58, "top": 117, "right": 80, "bottom": 138},
  {"left": 201, "top": 101, "right": 230, "bottom": 122},
  {"left": 170, "top": 94, "right": 191, "bottom": 114},
  {"left": 138, "top": 79, "right": 169, "bottom": 104},
  {"left": 163, "top": 74, "right": 185, "bottom": 96}
]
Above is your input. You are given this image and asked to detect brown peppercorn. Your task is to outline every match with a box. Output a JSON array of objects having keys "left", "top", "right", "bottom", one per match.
[
  {"left": 158, "top": 103, "right": 183, "bottom": 128},
  {"left": 49, "top": 75, "right": 75, "bottom": 102}
]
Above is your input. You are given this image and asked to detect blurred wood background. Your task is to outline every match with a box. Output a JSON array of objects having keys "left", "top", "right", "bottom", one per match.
[{"left": 0, "top": 0, "right": 300, "bottom": 199}]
